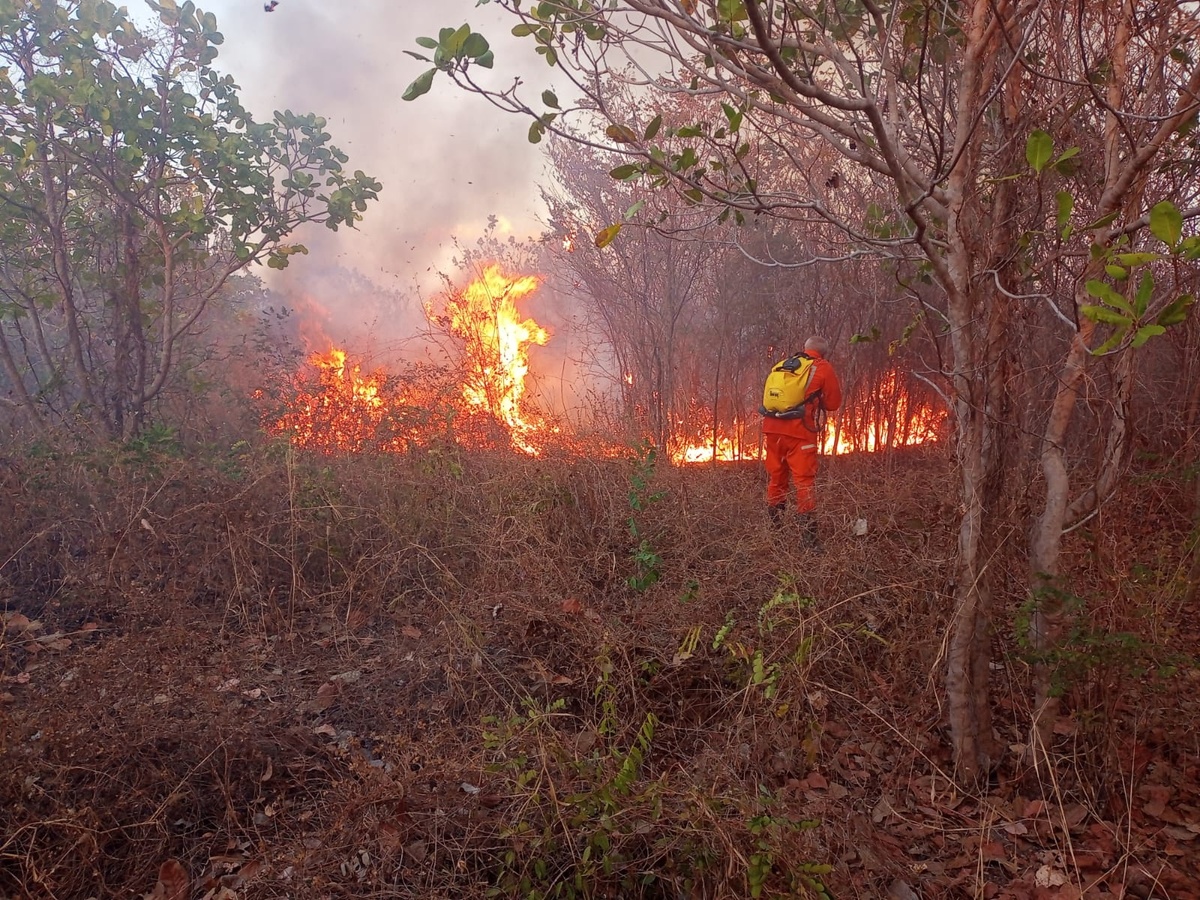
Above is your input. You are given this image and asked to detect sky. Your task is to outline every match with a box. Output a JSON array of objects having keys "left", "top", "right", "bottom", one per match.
[{"left": 161, "top": 0, "right": 561, "bottom": 344}]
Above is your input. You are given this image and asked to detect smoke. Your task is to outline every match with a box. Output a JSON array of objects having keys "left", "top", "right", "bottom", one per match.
[{"left": 191, "top": 0, "right": 556, "bottom": 348}]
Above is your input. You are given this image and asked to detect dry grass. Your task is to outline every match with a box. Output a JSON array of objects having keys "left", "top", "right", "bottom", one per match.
[{"left": 0, "top": 441, "right": 1196, "bottom": 899}]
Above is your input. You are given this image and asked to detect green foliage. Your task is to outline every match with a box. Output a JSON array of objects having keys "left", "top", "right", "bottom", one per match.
[
  {"left": 481, "top": 655, "right": 833, "bottom": 899},
  {"left": 1015, "top": 582, "right": 1188, "bottom": 699},
  {"left": 1022, "top": 131, "right": 1195, "bottom": 355},
  {"left": 403, "top": 21, "right": 496, "bottom": 100},
  {"left": 747, "top": 812, "right": 832, "bottom": 900},
  {"left": 482, "top": 696, "right": 666, "bottom": 899},
  {"left": 625, "top": 442, "right": 666, "bottom": 592}
]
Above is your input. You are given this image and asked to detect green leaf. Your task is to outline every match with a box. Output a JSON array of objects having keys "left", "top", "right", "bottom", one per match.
[
  {"left": 416, "top": 36, "right": 439, "bottom": 49},
  {"left": 475, "top": 50, "right": 494, "bottom": 68},
  {"left": 721, "top": 102, "right": 743, "bottom": 132},
  {"left": 625, "top": 200, "right": 645, "bottom": 219},
  {"left": 1115, "top": 252, "right": 1160, "bottom": 267},
  {"left": 717, "top": 0, "right": 748, "bottom": 21},
  {"left": 1026, "top": 129, "right": 1053, "bottom": 173},
  {"left": 444, "top": 23, "right": 471, "bottom": 56},
  {"left": 1149, "top": 200, "right": 1182, "bottom": 248},
  {"left": 1134, "top": 270, "right": 1154, "bottom": 316},
  {"left": 1104, "top": 264, "right": 1128, "bottom": 279},
  {"left": 528, "top": 120, "right": 544, "bottom": 144},
  {"left": 462, "top": 32, "right": 490, "bottom": 60},
  {"left": 594, "top": 223, "right": 622, "bottom": 248},
  {"left": 1157, "top": 294, "right": 1195, "bottom": 326},
  {"left": 402, "top": 68, "right": 436, "bottom": 101},
  {"left": 1130, "top": 323, "right": 1166, "bottom": 348},
  {"left": 644, "top": 114, "right": 662, "bottom": 140},
  {"left": 1091, "top": 327, "right": 1129, "bottom": 355},
  {"left": 511, "top": 23, "right": 537, "bottom": 37},
  {"left": 1083, "top": 210, "right": 1119, "bottom": 232},
  {"left": 542, "top": 89, "right": 559, "bottom": 109},
  {"left": 1085, "top": 279, "right": 1124, "bottom": 307},
  {"left": 1080, "top": 305, "right": 1132, "bottom": 326},
  {"left": 609, "top": 163, "right": 640, "bottom": 179},
  {"left": 1056, "top": 191, "right": 1074, "bottom": 231}
]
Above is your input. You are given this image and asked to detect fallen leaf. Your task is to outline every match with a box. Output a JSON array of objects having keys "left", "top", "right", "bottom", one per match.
[
  {"left": 313, "top": 724, "right": 337, "bottom": 737},
  {"left": 1003, "top": 821, "right": 1029, "bottom": 835},
  {"left": 461, "top": 782, "right": 480, "bottom": 795},
  {"left": 806, "top": 771, "right": 829, "bottom": 790},
  {"left": 400, "top": 625, "right": 422, "bottom": 640},
  {"left": 3, "top": 612, "right": 33, "bottom": 633},
  {"left": 147, "top": 859, "right": 189, "bottom": 900},
  {"left": 561, "top": 598, "right": 583, "bottom": 614},
  {"left": 1035, "top": 865, "right": 1069, "bottom": 887},
  {"left": 260, "top": 758, "right": 273, "bottom": 783},
  {"left": 314, "top": 682, "right": 339, "bottom": 709}
]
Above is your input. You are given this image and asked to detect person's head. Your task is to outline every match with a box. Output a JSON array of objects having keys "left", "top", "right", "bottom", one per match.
[{"left": 804, "top": 335, "right": 831, "bottom": 356}]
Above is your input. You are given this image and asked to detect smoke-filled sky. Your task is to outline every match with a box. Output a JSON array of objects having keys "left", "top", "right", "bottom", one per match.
[{"left": 167, "top": 1, "right": 561, "bottom": 335}]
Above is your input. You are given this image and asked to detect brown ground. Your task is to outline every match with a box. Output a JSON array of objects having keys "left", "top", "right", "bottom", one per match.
[{"left": 1, "top": 445, "right": 1197, "bottom": 899}]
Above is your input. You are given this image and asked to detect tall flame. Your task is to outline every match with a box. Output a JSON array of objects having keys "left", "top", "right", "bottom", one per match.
[{"left": 430, "top": 264, "right": 550, "bottom": 454}]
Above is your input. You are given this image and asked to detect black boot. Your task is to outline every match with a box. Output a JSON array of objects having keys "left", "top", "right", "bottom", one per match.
[
  {"left": 768, "top": 504, "right": 786, "bottom": 528},
  {"left": 797, "top": 513, "right": 822, "bottom": 552}
]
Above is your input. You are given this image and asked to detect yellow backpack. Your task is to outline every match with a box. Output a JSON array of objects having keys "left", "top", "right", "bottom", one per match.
[{"left": 760, "top": 352, "right": 820, "bottom": 418}]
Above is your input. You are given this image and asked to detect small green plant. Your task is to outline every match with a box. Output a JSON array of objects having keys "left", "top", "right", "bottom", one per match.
[
  {"left": 747, "top": 811, "right": 833, "bottom": 899},
  {"left": 625, "top": 442, "right": 666, "bottom": 591},
  {"left": 678, "top": 577, "right": 700, "bottom": 604},
  {"left": 1015, "top": 582, "right": 1170, "bottom": 698},
  {"left": 708, "top": 580, "right": 820, "bottom": 704},
  {"left": 482, "top": 693, "right": 666, "bottom": 899},
  {"left": 121, "top": 423, "right": 181, "bottom": 461}
]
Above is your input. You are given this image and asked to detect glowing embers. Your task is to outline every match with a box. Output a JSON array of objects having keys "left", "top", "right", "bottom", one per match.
[{"left": 430, "top": 264, "right": 550, "bottom": 455}]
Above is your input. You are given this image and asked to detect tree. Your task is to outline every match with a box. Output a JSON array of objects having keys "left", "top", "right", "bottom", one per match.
[
  {"left": 405, "top": 1, "right": 1199, "bottom": 779},
  {"left": 0, "top": 0, "right": 381, "bottom": 440}
]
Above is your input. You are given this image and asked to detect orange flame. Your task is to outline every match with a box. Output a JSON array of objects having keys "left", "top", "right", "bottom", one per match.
[
  {"left": 431, "top": 264, "right": 550, "bottom": 454},
  {"left": 269, "top": 347, "right": 401, "bottom": 453},
  {"left": 265, "top": 280, "right": 945, "bottom": 465},
  {"left": 670, "top": 371, "right": 946, "bottom": 464}
]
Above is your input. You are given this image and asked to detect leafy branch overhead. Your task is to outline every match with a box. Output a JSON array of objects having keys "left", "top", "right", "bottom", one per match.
[{"left": 1026, "top": 134, "right": 1198, "bottom": 355}]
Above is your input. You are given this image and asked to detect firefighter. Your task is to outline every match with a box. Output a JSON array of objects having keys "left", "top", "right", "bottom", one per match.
[{"left": 762, "top": 335, "right": 842, "bottom": 550}]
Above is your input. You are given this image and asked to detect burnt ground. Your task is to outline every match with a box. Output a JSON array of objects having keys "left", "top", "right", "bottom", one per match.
[{"left": 1, "top": 445, "right": 1197, "bottom": 899}]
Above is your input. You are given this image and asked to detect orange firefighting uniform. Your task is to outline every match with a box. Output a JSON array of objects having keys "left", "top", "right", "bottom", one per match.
[{"left": 762, "top": 349, "right": 842, "bottom": 514}]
